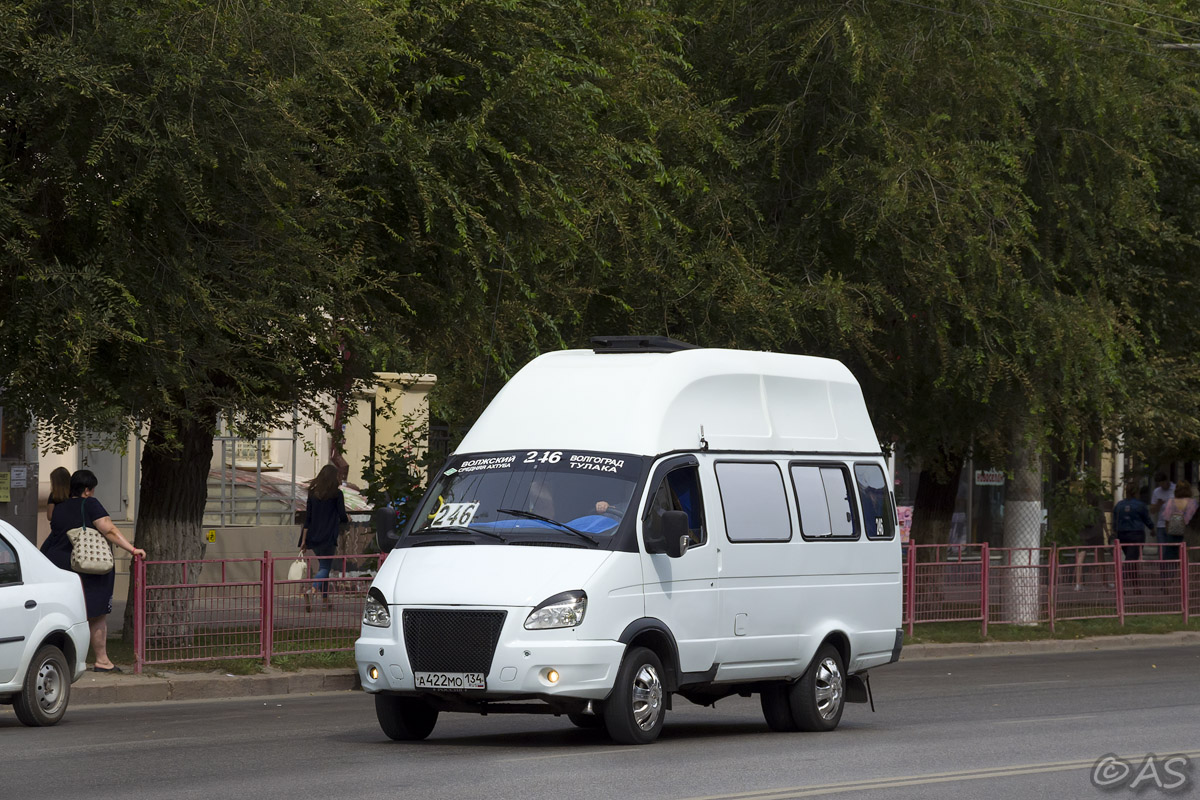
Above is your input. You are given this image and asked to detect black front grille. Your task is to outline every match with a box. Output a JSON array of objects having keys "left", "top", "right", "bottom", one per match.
[{"left": 403, "top": 609, "right": 507, "bottom": 674}]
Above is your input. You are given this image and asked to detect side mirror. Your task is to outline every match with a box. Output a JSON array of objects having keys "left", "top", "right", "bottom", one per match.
[
  {"left": 374, "top": 507, "right": 401, "bottom": 554},
  {"left": 661, "top": 511, "right": 690, "bottom": 559}
]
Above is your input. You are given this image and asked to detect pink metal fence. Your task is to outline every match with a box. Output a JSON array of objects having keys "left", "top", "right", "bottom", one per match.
[
  {"left": 133, "top": 551, "right": 380, "bottom": 673},
  {"left": 1189, "top": 546, "right": 1199, "bottom": 619},
  {"left": 271, "top": 553, "right": 378, "bottom": 658},
  {"left": 1055, "top": 545, "right": 1122, "bottom": 624},
  {"left": 907, "top": 544, "right": 988, "bottom": 634},
  {"left": 132, "top": 543, "right": 1195, "bottom": 670},
  {"left": 903, "top": 542, "right": 1195, "bottom": 635},
  {"left": 987, "top": 547, "right": 1051, "bottom": 631}
]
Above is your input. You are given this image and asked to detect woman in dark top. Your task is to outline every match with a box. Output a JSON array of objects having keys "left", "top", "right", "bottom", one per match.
[
  {"left": 45, "top": 466, "right": 71, "bottom": 521},
  {"left": 41, "top": 469, "right": 145, "bottom": 672},
  {"left": 298, "top": 464, "right": 347, "bottom": 611}
]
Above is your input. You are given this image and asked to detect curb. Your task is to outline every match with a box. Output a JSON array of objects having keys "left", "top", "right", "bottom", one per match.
[
  {"left": 900, "top": 630, "right": 1200, "bottom": 661},
  {"left": 70, "top": 667, "right": 360, "bottom": 707}
]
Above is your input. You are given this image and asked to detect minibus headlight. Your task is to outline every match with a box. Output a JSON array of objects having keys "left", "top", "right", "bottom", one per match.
[
  {"left": 362, "top": 588, "right": 392, "bottom": 628},
  {"left": 525, "top": 591, "right": 587, "bottom": 630}
]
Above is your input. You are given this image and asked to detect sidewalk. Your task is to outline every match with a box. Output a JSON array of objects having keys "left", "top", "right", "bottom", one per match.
[
  {"left": 63, "top": 630, "right": 1200, "bottom": 707},
  {"left": 901, "top": 629, "right": 1200, "bottom": 660},
  {"left": 71, "top": 666, "right": 359, "bottom": 706}
]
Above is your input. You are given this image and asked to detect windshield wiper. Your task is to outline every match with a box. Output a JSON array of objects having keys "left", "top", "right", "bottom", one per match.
[
  {"left": 496, "top": 509, "right": 599, "bottom": 546},
  {"left": 412, "top": 526, "right": 506, "bottom": 543}
]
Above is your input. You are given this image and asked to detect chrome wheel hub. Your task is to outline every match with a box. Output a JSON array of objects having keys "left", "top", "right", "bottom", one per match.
[
  {"left": 631, "top": 663, "right": 663, "bottom": 731},
  {"left": 814, "top": 657, "right": 844, "bottom": 719}
]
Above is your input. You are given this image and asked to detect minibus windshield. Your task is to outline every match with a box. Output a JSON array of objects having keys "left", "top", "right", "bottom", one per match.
[{"left": 407, "top": 450, "right": 643, "bottom": 543}]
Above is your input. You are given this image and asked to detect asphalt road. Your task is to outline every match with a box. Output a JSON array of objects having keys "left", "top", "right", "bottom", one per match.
[{"left": 5, "top": 646, "right": 1199, "bottom": 800}]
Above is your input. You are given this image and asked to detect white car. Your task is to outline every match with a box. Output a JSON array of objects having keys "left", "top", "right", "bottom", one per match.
[{"left": 0, "top": 520, "right": 90, "bottom": 726}]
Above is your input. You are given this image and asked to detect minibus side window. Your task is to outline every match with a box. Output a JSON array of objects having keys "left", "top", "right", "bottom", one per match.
[
  {"left": 792, "top": 465, "right": 859, "bottom": 539},
  {"left": 854, "top": 464, "right": 896, "bottom": 540},
  {"left": 715, "top": 462, "right": 791, "bottom": 542},
  {"left": 645, "top": 466, "right": 707, "bottom": 547}
]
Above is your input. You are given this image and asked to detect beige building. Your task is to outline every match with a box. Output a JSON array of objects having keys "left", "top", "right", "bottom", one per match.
[{"left": 30, "top": 372, "right": 436, "bottom": 546}]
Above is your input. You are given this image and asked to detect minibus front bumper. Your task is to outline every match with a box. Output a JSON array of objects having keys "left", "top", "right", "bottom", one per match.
[{"left": 356, "top": 606, "right": 626, "bottom": 702}]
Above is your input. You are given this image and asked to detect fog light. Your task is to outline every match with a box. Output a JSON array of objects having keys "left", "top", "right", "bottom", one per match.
[
  {"left": 546, "top": 668, "right": 559, "bottom": 684},
  {"left": 368, "top": 665, "right": 379, "bottom": 681}
]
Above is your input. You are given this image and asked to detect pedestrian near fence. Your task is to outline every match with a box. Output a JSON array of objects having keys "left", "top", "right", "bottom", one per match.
[
  {"left": 298, "top": 464, "right": 347, "bottom": 612},
  {"left": 1157, "top": 481, "right": 1196, "bottom": 583},
  {"left": 1149, "top": 472, "right": 1175, "bottom": 548},
  {"left": 45, "top": 466, "right": 71, "bottom": 522},
  {"left": 1113, "top": 481, "right": 1153, "bottom": 586},
  {"left": 40, "top": 469, "right": 145, "bottom": 671}
]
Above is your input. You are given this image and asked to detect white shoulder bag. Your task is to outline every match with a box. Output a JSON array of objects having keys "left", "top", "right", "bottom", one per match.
[{"left": 67, "top": 499, "right": 114, "bottom": 575}]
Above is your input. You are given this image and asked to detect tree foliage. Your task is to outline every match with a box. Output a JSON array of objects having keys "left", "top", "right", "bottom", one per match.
[
  {"left": 4, "top": 0, "right": 1200, "bottom": 560},
  {"left": 0, "top": 0, "right": 756, "bottom": 555},
  {"left": 678, "top": 0, "right": 1200, "bottom": 479},
  {"left": 358, "top": 0, "right": 766, "bottom": 416},
  {"left": 0, "top": 0, "right": 398, "bottom": 450}
]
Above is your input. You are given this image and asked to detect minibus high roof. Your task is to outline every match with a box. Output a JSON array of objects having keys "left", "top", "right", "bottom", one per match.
[{"left": 455, "top": 347, "right": 882, "bottom": 458}]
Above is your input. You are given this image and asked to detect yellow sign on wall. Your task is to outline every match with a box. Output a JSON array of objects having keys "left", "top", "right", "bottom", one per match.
[
  {"left": 0, "top": 472, "right": 9, "bottom": 503},
  {"left": 206, "top": 529, "right": 217, "bottom": 543}
]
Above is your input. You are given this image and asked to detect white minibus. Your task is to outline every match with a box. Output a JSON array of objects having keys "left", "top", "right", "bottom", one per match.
[{"left": 356, "top": 337, "right": 903, "bottom": 744}]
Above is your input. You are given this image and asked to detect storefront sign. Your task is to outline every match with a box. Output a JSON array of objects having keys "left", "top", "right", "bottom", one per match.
[{"left": 974, "top": 469, "right": 1005, "bottom": 486}]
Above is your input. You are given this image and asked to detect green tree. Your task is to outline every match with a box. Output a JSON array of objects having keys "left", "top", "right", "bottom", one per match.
[
  {"left": 357, "top": 0, "right": 765, "bottom": 421},
  {"left": 0, "top": 0, "right": 760, "bottom": 636},
  {"left": 0, "top": 0, "right": 413, "bottom": 637},
  {"left": 677, "top": 0, "right": 1200, "bottom": 541}
]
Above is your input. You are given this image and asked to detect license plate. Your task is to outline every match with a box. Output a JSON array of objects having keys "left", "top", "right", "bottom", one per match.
[{"left": 414, "top": 671, "right": 486, "bottom": 691}]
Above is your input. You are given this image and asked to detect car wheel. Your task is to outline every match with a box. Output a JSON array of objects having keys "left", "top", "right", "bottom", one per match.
[
  {"left": 13, "top": 644, "right": 71, "bottom": 727},
  {"left": 375, "top": 694, "right": 439, "bottom": 741},
  {"left": 603, "top": 646, "right": 666, "bottom": 745},
  {"left": 760, "top": 683, "right": 799, "bottom": 731},
  {"left": 567, "top": 709, "right": 605, "bottom": 729},
  {"left": 788, "top": 643, "right": 846, "bottom": 732}
]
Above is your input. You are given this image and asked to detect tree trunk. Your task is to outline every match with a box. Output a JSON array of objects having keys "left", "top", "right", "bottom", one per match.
[
  {"left": 1003, "top": 417, "right": 1044, "bottom": 624},
  {"left": 122, "top": 410, "right": 216, "bottom": 643},
  {"left": 911, "top": 454, "right": 963, "bottom": 545}
]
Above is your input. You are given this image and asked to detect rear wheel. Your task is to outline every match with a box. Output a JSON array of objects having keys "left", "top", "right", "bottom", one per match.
[
  {"left": 760, "top": 684, "right": 798, "bottom": 731},
  {"left": 375, "top": 694, "right": 439, "bottom": 741},
  {"left": 603, "top": 646, "right": 666, "bottom": 744},
  {"left": 13, "top": 644, "right": 71, "bottom": 727},
  {"left": 788, "top": 644, "right": 846, "bottom": 732}
]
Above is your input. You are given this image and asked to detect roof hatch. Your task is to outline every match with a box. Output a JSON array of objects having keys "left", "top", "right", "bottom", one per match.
[{"left": 589, "top": 335, "right": 698, "bottom": 354}]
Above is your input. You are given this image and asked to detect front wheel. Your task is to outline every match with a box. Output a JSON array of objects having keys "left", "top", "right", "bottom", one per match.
[
  {"left": 13, "top": 644, "right": 71, "bottom": 727},
  {"left": 375, "top": 694, "right": 439, "bottom": 741},
  {"left": 788, "top": 644, "right": 846, "bottom": 732},
  {"left": 603, "top": 646, "right": 667, "bottom": 744}
]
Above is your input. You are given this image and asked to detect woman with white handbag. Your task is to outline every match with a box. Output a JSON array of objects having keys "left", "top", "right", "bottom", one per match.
[
  {"left": 297, "top": 464, "right": 347, "bottom": 612},
  {"left": 40, "top": 469, "right": 145, "bottom": 672}
]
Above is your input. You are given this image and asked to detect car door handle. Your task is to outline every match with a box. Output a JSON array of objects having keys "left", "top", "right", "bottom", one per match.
[{"left": 24, "top": 600, "right": 36, "bottom": 609}]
